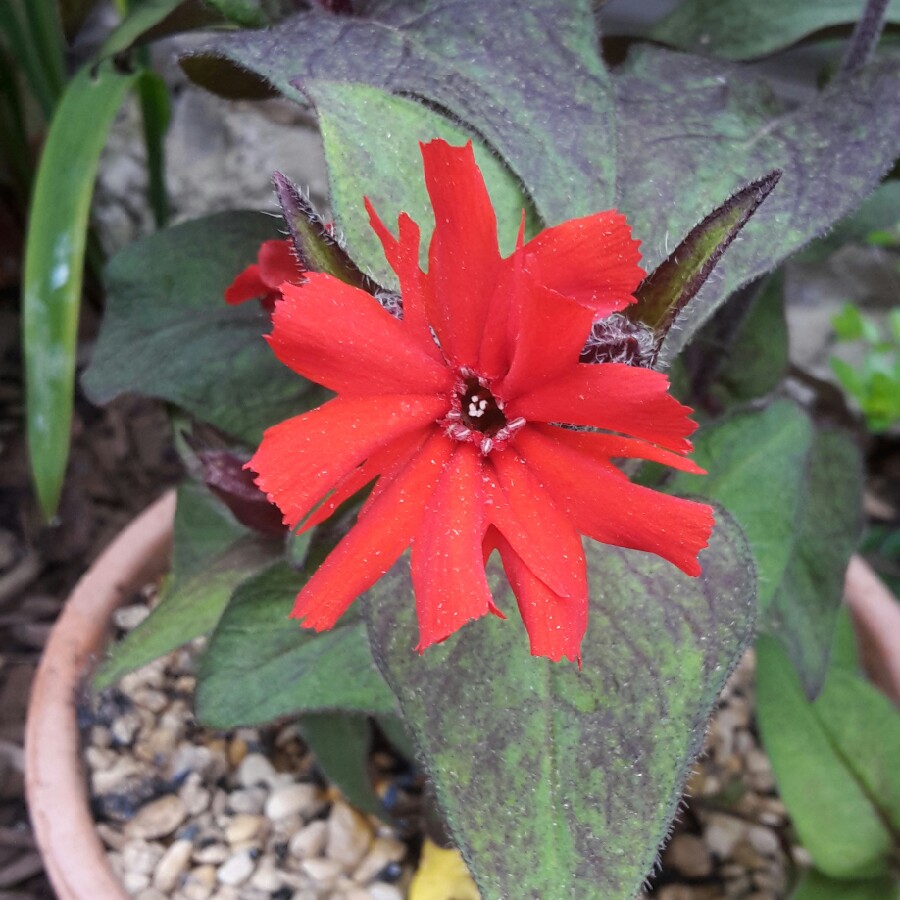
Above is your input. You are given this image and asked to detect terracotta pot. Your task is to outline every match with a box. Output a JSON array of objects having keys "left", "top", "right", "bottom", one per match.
[
  {"left": 25, "top": 490, "right": 176, "bottom": 900},
  {"left": 24, "top": 489, "right": 900, "bottom": 898}
]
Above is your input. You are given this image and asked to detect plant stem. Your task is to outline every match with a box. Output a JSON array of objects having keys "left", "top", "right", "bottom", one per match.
[{"left": 839, "top": 0, "right": 891, "bottom": 75}]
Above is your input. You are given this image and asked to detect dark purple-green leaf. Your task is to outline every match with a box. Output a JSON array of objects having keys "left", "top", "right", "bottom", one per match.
[
  {"left": 181, "top": 0, "right": 617, "bottom": 222},
  {"left": 365, "top": 511, "right": 756, "bottom": 898},
  {"left": 648, "top": 0, "right": 900, "bottom": 61},
  {"left": 82, "top": 212, "right": 313, "bottom": 444},
  {"left": 614, "top": 47, "right": 900, "bottom": 362},
  {"left": 628, "top": 171, "right": 781, "bottom": 345}
]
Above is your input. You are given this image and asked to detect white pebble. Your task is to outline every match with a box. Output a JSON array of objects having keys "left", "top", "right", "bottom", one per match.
[
  {"left": 228, "top": 787, "right": 267, "bottom": 816},
  {"left": 326, "top": 801, "right": 373, "bottom": 868},
  {"left": 300, "top": 857, "right": 343, "bottom": 882},
  {"left": 122, "top": 871, "right": 150, "bottom": 893},
  {"left": 122, "top": 839, "right": 164, "bottom": 876},
  {"left": 368, "top": 884, "right": 404, "bottom": 900},
  {"left": 264, "top": 783, "right": 323, "bottom": 821},
  {"left": 125, "top": 795, "right": 188, "bottom": 840},
  {"left": 237, "top": 752, "right": 277, "bottom": 788},
  {"left": 224, "top": 813, "right": 266, "bottom": 845},
  {"left": 153, "top": 838, "right": 193, "bottom": 893},
  {"left": 289, "top": 820, "right": 328, "bottom": 859},
  {"left": 217, "top": 849, "right": 256, "bottom": 886}
]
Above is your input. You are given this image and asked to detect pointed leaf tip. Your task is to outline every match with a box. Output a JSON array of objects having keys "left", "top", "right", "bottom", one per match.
[
  {"left": 629, "top": 170, "right": 782, "bottom": 350},
  {"left": 272, "top": 171, "right": 377, "bottom": 292}
]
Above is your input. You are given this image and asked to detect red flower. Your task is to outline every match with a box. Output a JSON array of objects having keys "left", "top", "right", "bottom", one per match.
[
  {"left": 225, "top": 239, "right": 304, "bottom": 312},
  {"left": 249, "top": 140, "right": 714, "bottom": 663}
]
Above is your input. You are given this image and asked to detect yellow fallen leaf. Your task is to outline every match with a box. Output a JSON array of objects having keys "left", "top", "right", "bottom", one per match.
[{"left": 409, "top": 839, "right": 481, "bottom": 900}]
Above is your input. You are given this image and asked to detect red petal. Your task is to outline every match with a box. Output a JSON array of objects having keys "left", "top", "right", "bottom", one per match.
[
  {"left": 290, "top": 430, "right": 454, "bottom": 630},
  {"left": 538, "top": 424, "right": 705, "bottom": 474},
  {"left": 411, "top": 443, "right": 493, "bottom": 650},
  {"left": 268, "top": 274, "right": 452, "bottom": 396},
  {"left": 492, "top": 530, "right": 585, "bottom": 664},
  {"left": 485, "top": 452, "right": 587, "bottom": 602},
  {"left": 522, "top": 210, "right": 644, "bottom": 317},
  {"left": 497, "top": 268, "right": 597, "bottom": 400},
  {"left": 516, "top": 428, "right": 715, "bottom": 576},
  {"left": 225, "top": 264, "right": 267, "bottom": 305},
  {"left": 365, "top": 199, "right": 441, "bottom": 361},
  {"left": 508, "top": 362, "right": 698, "bottom": 453},
  {"left": 299, "top": 428, "right": 429, "bottom": 532},
  {"left": 248, "top": 393, "right": 447, "bottom": 529},
  {"left": 258, "top": 239, "right": 304, "bottom": 288},
  {"left": 421, "top": 140, "right": 502, "bottom": 368}
]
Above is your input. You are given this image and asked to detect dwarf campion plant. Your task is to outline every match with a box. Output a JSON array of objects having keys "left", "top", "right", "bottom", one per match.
[{"left": 247, "top": 140, "right": 714, "bottom": 662}]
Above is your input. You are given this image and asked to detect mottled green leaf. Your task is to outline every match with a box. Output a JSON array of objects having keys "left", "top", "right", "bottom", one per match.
[
  {"left": 196, "top": 563, "right": 396, "bottom": 728},
  {"left": 365, "top": 514, "right": 756, "bottom": 898},
  {"left": 792, "top": 869, "right": 899, "bottom": 900},
  {"left": 311, "top": 82, "right": 538, "bottom": 287},
  {"left": 614, "top": 47, "right": 900, "bottom": 362},
  {"left": 95, "top": 483, "right": 280, "bottom": 689},
  {"left": 650, "top": 0, "right": 900, "bottom": 61},
  {"left": 298, "top": 713, "right": 386, "bottom": 818},
  {"left": 181, "top": 0, "right": 616, "bottom": 224},
  {"left": 757, "top": 637, "right": 898, "bottom": 879},
  {"left": 82, "top": 211, "right": 312, "bottom": 444},
  {"left": 666, "top": 399, "right": 863, "bottom": 696},
  {"left": 796, "top": 181, "right": 900, "bottom": 263},
  {"left": 23, "top": 61, "right": 137, "bottom": 517}
]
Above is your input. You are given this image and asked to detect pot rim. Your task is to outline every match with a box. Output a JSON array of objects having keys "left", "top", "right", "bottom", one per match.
[{"left": 25, "top": 490, "right": 176, "bottom": 900}]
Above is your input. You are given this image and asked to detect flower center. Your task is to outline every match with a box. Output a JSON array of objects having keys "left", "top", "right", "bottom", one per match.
[
  {"left": 460, "top": 376, "right": 507, "bottom": 434},
  {"left": 441, "top": 369, "right": 525, "bottom": 455}
]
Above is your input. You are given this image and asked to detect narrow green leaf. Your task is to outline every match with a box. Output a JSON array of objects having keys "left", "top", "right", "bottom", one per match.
[
  {"left": 298, "top": 713, "right": 386, "bottom": 818},
  {"left": 757, "top": 637, "right": 895, "bottom": 878},
  {"left": 813, "top": 671, "right": 900, "bottom": 835},
  {"left": 23, "top": 61, "right": 138, "bottom": 518},
  {"left": 195, "top": 563, "right": 396, "bottom": 728},
  {"left": 136, "top": 67, "right": 170, "bottom": 227},
  {"left": 650, "top": 0, "right": 900, "bottom": 61},
  {"left": 628, "top": 171, "right": 781, "bottom": 342},
  {"left": 792, "top": 869, "right": 900, "bottom": 900},
  {"left": 95, "top": 0, "right": 219, "bottom": 60},
  {"left": 666, "top": 399, "right": 863, "bottom": 696},
  {"left": 95, "top": 483, "right": 280, "bottom": 689},
  {"left": 0, "top": 1, "right": 58, "bottom": 118},
  {"left": 365, "top": 512, "right": 756, "bottom": 898},
  {"left": 82, "top": 212, "right": 312, "bottom": 444}
]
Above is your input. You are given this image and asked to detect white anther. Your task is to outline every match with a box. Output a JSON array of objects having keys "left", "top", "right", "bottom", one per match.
[
  {"left": 506, "top": 417, "right": 526, "bottom": 432},
  {"left": 480, "top": 436, "right": 494, "bottom": 454},
  {"left": 445, "top": 409, "right": 461, "bottom": 421},
  {"left": 468, "top": 395, "right": 488, "bottom": 418}
]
